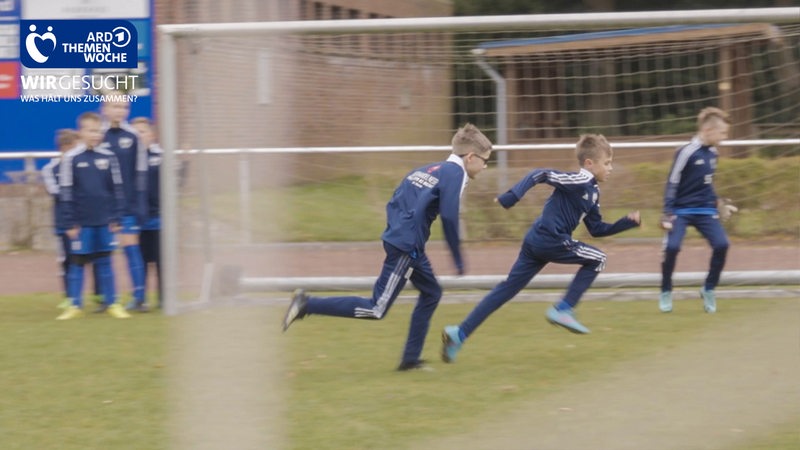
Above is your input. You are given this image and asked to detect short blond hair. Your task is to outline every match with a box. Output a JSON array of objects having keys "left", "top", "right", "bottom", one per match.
[
  {"left": 697, "top": 107, "right": 730, "bottom": 129},
  {"left": 55, "top": 129, "right": 78, "bottom": 150},
  {"left": 130, "top": 116, "right": 150, "bottom": 126},
  {"left": 452, "top": 123, "right": 492, "bottom": 158},
  {"left": 576, "top": 134, "right": 611, "bottom": 165},
  {"left": 77, "top": 111, "right": 102, "bottom": 128}
]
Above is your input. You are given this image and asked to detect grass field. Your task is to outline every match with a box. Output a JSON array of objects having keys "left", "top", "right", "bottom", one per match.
[{"left": 1, "top": 294, "right": 798, "bottom": 449}]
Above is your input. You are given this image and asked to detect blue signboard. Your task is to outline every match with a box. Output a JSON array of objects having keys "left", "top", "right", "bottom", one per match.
[{"left": 0, "top": 0, "right": 153, "bottom": 182}]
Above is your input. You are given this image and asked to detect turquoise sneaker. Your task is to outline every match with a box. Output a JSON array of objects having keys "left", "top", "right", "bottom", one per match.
[
  {"left": 659, "top": 291, "right": 673, "bottom": 313},
  {"left": 700, "top": 288, "right": 716, "bottom": 313},
  {"left": 545, "top": 306, "right": 590, "bottom": 334},
  {"left": 441, "top": 325, "right": 463, "bottom": 363}
]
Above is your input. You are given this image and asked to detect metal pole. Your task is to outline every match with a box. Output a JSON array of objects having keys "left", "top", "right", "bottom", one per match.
[
  {"left": 159, "top": 8, "right": 800, "bottom": 36},
  {"left": 239, "top": 151, "right": 251, "bottom": 245},
  {"left": 157, "top": 30, "right": 178, "bottom": 316},
  {"left": 474, "top": 54, "right": 508, "bottom": 191}
]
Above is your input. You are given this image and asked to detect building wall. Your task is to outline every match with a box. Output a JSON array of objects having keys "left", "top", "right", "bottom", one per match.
[{"left": 152, "top": 0, "right": 454, "bottom": 189}]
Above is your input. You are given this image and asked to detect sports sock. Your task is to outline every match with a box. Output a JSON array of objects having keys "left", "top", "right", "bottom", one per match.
[
  {"left": 66, "top": 263, "right": 85, "bottom": 307},
  {"left": 124, "top": 245, "right": 145, "bottom": 303},
  {"left": 94, "top": 254, "right": 116, "bottom": 305}
]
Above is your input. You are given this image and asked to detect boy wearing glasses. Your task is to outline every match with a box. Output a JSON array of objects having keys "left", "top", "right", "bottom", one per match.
[{"left": 283, "top": 123, "right": 493, "bottom": 371}]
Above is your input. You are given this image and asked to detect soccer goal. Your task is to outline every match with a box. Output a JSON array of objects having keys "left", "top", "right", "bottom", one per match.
[
  {"left": 154, "top": 9, "right": 799, "bottom": 450},
  {"left": 157, "top": 8, "right": 800, "bottom": 316}
]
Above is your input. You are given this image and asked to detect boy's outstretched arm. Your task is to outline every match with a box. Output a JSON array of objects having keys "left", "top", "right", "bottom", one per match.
[
  {"left": 495, "top": 169, "right": 549, "bottom": 209},
  {"left": 583, "top": 207, "right": 641, "bottom": 237}
]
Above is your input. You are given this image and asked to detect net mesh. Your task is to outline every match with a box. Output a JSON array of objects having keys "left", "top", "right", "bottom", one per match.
[
  {"left": 166, "top": 21, "right": 800, "bottom": 306},
  {"left": 159, "top": 16, "right": 799, "bottom": 449}
]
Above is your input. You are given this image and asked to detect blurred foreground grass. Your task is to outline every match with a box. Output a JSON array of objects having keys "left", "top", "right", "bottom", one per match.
[{"left": 1, "top": 294, "right": 798, "bottom": 449}]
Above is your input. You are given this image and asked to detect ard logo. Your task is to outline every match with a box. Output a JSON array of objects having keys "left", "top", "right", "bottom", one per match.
[{"left": 95, "top": 158, "right": 109, "bottom": 170}]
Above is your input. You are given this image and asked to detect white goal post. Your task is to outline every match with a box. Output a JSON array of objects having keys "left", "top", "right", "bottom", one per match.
[{"left": 157, "top": 8, "right": 800, "bottom": 316}]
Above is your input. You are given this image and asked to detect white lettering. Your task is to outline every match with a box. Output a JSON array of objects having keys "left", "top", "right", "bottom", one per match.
[
  {"left": 19, "top": 75, "right": 137, "bottom": 93},
  {"left": 62, "top": 42, "right": 112, "bottom": 53},
  {"left": 84, "top": 52, "right": 127, "bottom": 63},
  {"left": 87, "top": 32, "right": 115, "bottom": 42}
]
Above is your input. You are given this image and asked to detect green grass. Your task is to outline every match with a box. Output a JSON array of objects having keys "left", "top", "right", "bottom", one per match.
[
  {"left": 0, "top": 294, "right": 169, "bottom": 450},
  {"left": 2, "top": 294, "right": 798, "bottom": 449}
]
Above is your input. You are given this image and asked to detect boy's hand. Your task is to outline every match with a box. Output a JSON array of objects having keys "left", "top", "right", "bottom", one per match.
[
  {"left": 717, "top": 198, "right": 738, "bottom": 221},
  {"left": 109, "top": 222, "right": 121, "bottom": 233},
  {"left": 66, "top": 226, "right": 80, "bottom": 240},
  {"left": 628, "top": 210, "right": 641, "bottom": 225},
  {"left": 495, "top": 191, "right": 518, "bottom": 209},
  {"left": 659, "top": 214, "right": 675, "bottom": 231}
]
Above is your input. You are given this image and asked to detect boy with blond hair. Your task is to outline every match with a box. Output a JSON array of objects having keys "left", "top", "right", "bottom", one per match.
[
  {"left": 659, "top": 107, "right": 734, "bottom": 313},
  {"left": 283, "top": 123, "right": 493, "bottom": 371},
  {"left": 57, "top": 112, "right": 129, "bottom": 320},
  {"left": 442, "top": 134, "right": 641, "bottom": 362}
]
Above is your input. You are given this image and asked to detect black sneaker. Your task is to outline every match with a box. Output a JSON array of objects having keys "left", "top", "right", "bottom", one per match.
[
  {"left": 282, "top": 289, "right": 308, "bottom": 332},
  {"left": 93, "top": 304, "right": 108, "bottom": 314},
  {"left": 396, "top": 360, "right": 433, "bottom": 372}
]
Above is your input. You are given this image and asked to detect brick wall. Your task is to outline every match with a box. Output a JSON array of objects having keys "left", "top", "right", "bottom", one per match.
[{"left": 152, "top": 0, "right": 455, "bottom": 190}]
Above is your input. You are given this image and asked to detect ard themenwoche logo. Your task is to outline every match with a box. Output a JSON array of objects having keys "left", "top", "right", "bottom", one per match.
[{"left": 20, "top": 20, "right": 137, "bottom": 68}]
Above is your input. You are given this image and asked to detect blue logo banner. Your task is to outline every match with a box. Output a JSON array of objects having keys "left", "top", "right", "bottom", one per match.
[{"left": 20, "top": 19, "right": 137, "bottom": 69}]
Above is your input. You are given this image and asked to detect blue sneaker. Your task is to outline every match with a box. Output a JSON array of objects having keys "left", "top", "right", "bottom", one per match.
[
  {"left": 659, "top": 291, "right": 673, "bottom": 313},
  {"left": 700, "top": 288, "right": 716, "bottom": 313},
  {"left": 441, "top": 325, "right": 463, "bottom": 363},
  {"left": 545, "top": 306, "right": 590, "bottom": 334}
]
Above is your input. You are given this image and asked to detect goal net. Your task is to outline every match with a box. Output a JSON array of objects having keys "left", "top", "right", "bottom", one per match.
[
  {"left": 160, "top": 11, "right": 799, "bottom": 312},
  {"left": 157, "top": 9, "right": 799, "bottom": 449}
]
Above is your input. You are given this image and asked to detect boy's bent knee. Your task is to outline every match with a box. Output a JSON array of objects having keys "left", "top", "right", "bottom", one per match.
[{"left": 711, "top": 239, "right": 729, "bottom": 252}]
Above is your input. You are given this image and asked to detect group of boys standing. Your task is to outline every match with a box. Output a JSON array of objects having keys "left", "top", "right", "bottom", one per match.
[{"left": 41, "top": 94, "right": 162, "bottom": 320}]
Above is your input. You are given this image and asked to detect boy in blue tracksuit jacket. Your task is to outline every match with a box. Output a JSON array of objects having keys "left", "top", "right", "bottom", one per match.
[
  {"left": 56, "top": 112, "right": 130, "bottom": 320},
  {"left": 102, "top": 94, "right": 148, "bottom": 310},
  {"left": 442, "top": 134, "right": 641, "bottom": 362},
  {"left": 283, "top": 124, "right": 493, "bottom": 371},
  {"left": 131, "top": 117, "right": 163, "bottom": 309},
  {"left": 659, "top": 107, "right": 734, "bottom": 314}
]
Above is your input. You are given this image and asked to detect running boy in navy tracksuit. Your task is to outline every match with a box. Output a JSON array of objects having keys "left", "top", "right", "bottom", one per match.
[
  {"left": 56, "top": 112, "right": 130, "bottom": 320},
  {"left": 442, "top": 134, "right": 641, "bottom": 362},
  {"left": 283, "top": 123, "right": 493, "bottom": 371},
  {"left": 659, "top": 107, "right": 734, "bottom": 314},
  {"left": 101, "top": 94, "right": 148, "bottom": 311},
  {"left": 131, "top": 117, "right": 163, "bottom": 309}
]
